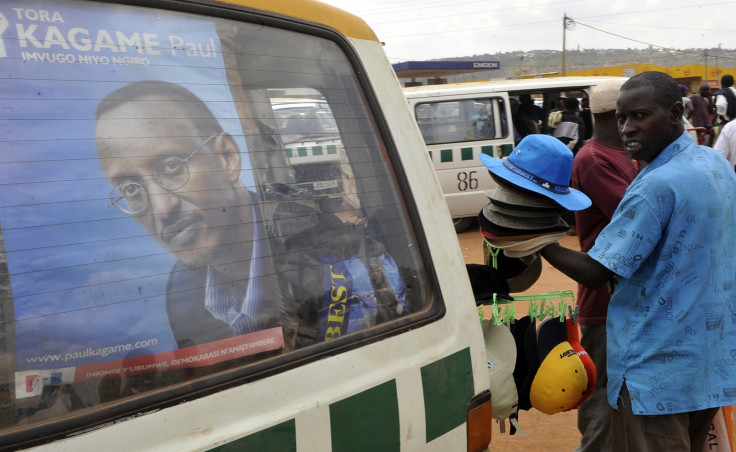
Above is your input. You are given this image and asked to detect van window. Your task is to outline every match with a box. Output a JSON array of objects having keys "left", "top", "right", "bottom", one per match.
[
  {"left": 415, "top": 98, "right": 508, "bottom": 145},
  {"left": 0, "top": 0, "right": 435, "bottom": 434}
]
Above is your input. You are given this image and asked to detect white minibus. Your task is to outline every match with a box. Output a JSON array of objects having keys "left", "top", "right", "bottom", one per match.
[
  {"left": 404, "top": 77, "right": 627, "bottom": 232},
  {"left": 0, "top": 0, "right": 493, "bottom": 450}
]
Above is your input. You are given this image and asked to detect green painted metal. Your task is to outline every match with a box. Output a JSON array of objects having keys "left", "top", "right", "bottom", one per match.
[
  {"left": 461, "top": 147, "right": 473, "bottom": 161},
  {"left": 329, "top": 380, "right": 401, "bottom": 452},
  {"left": 421, "top": 347, "right": 474, "bottom": 442},
  {"left": 207, "top": 419, "right": 296, "bottom": 452},
  {"left": 440, "top": 149, "right": 452, "bottom": 163}
]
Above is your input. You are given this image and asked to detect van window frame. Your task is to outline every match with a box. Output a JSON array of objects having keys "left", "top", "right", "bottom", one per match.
[
  {"left": 0, "top": 0, "right": 446, "bottom": 448},
  {"left": 414, "top": 97, "right": 509, "bottom": 146}
]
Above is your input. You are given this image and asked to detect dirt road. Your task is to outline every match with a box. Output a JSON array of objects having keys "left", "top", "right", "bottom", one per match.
[{"left": 457, "top": 226, "right": 582, "bottom": 452}]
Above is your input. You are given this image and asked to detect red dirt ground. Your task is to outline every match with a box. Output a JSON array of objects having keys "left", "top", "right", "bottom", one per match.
[{"left": 458, "top": 228, "right": 582, "bottom": 451}]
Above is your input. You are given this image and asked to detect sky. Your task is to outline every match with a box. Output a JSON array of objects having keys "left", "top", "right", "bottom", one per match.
[{"left": 319, "top": 0, "right": 736, "bottom": 64}]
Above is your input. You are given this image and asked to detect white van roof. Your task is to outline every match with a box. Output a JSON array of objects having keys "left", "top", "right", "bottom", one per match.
[{"left": 402, "top": 76, "right": 628, "bottom": 98}]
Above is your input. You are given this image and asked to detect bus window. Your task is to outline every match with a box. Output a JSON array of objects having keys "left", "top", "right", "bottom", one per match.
[
  {"left": 415, "top": 98, "right": 508, "bottom": 145},
  {"left": 0, "top": 0, "right": 435, "bottom": 436}
]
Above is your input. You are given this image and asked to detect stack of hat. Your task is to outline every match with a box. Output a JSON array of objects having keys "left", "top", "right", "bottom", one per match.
[
  {"left": 478, "top": 134, "right": 592, "bottom": 262},
  {"left": 510, "top": 316, "right": 597, "bottom": 416}
]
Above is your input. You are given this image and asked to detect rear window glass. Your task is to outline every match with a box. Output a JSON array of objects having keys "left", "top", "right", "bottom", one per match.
[
  {"left": 415, "top": 98, "right": 508, "bottom": 145},
  {"left": 0, "top": 0, "right": 434, "bottom": 432}
]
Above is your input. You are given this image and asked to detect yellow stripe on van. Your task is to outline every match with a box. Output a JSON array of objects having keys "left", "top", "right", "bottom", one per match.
[{"left": 218, "top": 0, "right": 379, "bottom": 41}]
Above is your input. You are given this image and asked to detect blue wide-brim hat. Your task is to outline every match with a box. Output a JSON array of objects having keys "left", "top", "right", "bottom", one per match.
[{"left": 479, "top": 135, "right": 592, "bottom": 211}]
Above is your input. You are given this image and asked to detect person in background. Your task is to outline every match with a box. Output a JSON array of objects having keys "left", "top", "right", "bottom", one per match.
[
  {"left": 541, "top": 71, "right": 736, "bottom": 452},
  {"left": 715, "top": 74, "right": 736, "bottom": 126},
  {"left": 713, "top": 117, "right": 736, "bottom": 170},
  {"left": 689, "top": 82, "right": 715, "bottom": 146},
  {"left": 570, "top": 78, "right": 637, "bottom": 452},
  {"left": 679, "top": 84, "right": 694, "bottom": 120},
  {"left": 472, "top": 105, "right": 494, "bottom": 139},
  {"left": 553, "top": 97, "right": 586, "bottom": 155},
  {"left": 579, "top": 97, "right": 593, "bottom": 140},
  {"left": 553, "top": 96, "right": 586, "bottom": 236},
  {"left": 519, "top": 93, "right": 546, "bottom": 134},
  {"left": 546, "top": 96, "right": 566, "bottom": 132},
  {"left": 509, "top": 97, "right": 539, "bottom": 145}
]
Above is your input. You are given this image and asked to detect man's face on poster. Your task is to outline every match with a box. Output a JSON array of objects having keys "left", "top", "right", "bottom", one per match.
[{"left": 96, "top": 97, "right": 245, "bottom": 269}]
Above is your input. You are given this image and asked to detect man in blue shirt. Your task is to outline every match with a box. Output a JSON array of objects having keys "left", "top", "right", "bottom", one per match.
[{"left": 541, "top": 71, "right": 736, "bottom": 451}]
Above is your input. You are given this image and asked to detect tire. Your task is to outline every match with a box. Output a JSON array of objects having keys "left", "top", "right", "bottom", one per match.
[{"left": 453, "top": 217, "right": 475, "bottom": 233}]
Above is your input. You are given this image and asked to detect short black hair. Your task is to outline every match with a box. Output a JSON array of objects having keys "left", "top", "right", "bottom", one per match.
[
  {"left": 621, "top": 71, "right": 680, "bottom": 109},
  {"left": 95, "top": 80, "right": 224, "bottom": 138},
  {"left": 722, "top": 74, "right": 734, "bottom": 88},
  {"left": 563, "top": 97, "right": 579, "bottom": 110}
]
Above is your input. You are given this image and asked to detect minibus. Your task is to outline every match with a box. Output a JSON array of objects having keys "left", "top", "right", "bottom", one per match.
[
  {"left": 403, "top": 77, "right": 627, "bottom": 232},
  {"left": 0, "top": 0, "right": 493, "bottom": 450}
]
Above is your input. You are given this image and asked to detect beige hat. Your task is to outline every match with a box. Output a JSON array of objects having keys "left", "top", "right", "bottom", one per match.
[{"left": 589, "top": 79, "right": 627, "bottom": 114}]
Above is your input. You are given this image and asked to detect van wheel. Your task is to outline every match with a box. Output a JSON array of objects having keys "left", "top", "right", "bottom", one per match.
[{"left": 453, "top": 217, "right": 475, "bottom": 233}]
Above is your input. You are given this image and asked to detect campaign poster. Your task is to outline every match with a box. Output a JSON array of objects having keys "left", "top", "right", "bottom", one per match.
[{"left": 0, "top": 0, "right": 282, "bottom": 399}]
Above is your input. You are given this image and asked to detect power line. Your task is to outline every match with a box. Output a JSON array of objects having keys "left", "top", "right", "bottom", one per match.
[{"left": 573, "top": 19, "right": 736, "bottom": 62}]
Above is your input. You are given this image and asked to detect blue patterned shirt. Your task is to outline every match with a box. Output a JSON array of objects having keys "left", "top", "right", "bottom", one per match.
[{"left": 589, "top": 131, "right": 736, "bottom": 415}]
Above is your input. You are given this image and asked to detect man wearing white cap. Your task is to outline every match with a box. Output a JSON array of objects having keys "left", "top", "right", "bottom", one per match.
[{"left": 570, "top": 78, "right": 637, "bottom": 452}]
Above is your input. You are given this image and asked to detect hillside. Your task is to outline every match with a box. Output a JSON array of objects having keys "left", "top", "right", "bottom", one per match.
[{"left": 439, "top": 47, "right": 736, "bottom": 81}]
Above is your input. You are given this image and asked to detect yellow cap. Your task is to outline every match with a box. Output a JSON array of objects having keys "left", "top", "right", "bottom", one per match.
[{"left": 529, "top": 341, "right": 588, "bottom": 415}]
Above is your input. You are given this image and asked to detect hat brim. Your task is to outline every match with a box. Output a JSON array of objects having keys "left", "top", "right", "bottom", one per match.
[
  {"left": 482, "top": 203, "right": 567, "bottom": 230},
  {"left": 478, "top": 209, "right": 570, "bottom": 236},
  {"left": 480, "top": 153, "right": 592, "bottom": 211},
  {"left": 483, "top": 241, "right": 542, "bottom": 293},
  {"left": 506, "top": 253, "right": 542, "bottom": 293},
  {"left": 480, "top": 228, "right": 552, "bottom": 242}
]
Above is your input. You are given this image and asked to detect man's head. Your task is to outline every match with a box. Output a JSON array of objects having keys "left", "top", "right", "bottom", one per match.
[
  {"left": 699, "top": 83, "right": 712, "bottom": 97},
  {"left": 96, "top": 81, "right": 250, "bottom": 269},
  {"left": 721, "top": 74, "right": 734, "bottom": 88},
  {"left": 679, "top": 84, "right": 688, "bottom": 96},
  {"left": 563, "top": 97, "right": 579, "bottom": 112},
  {"left": 509, "top": 97, "right": 519, "bottom": 114},
  {"left": 616, "top": 71, "right": 685, "bottom": 163},
  {"left": 520, "top": 93, "right": 534, "bottom": 106}
]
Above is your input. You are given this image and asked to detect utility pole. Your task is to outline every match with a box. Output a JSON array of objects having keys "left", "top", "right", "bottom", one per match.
[
  {"left": 705, "top": 50, "right": 708, "bottom": 85},
  {"left": 562, "top": 14, "right": 575, "bottom": 76},
  {"left": 562, "top": 13, "right": 567, "bottom": 76}
]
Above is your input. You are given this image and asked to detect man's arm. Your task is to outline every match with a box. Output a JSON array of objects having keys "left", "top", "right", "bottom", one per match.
[
  {"left": 716, "top": 94, "right": 728, "bottom": 123},
  {"left": 541, "top": 242, "right": 614, "bottom": 289}
]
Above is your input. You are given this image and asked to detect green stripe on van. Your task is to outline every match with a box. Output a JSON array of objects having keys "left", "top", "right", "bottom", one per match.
[
  {"left": 440, "top": 149, "right": 452, "bottom": 163},
  {"left": 207, "top": 419, "right": 296, "bottom": 452},
  {"left": 330, "top": 380, "right": 400, "bottom": 452},
  {"left": 421, "top": 347, "right": 474, "bottom": 442},
  {"left": 297, "top": 146, "right": 308, "bottom": 157},
  {"left": 481, "top": 145, "right": 494, "bottom": 156},
  {"left": 313, "top": 145, "right": 323, "bottom": 156},
  {"left": 461, "top": 147, "right": 473, "bottom": 161},
  {"left": 327, "top": 144, "right": 337, "bottom": 154}
]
